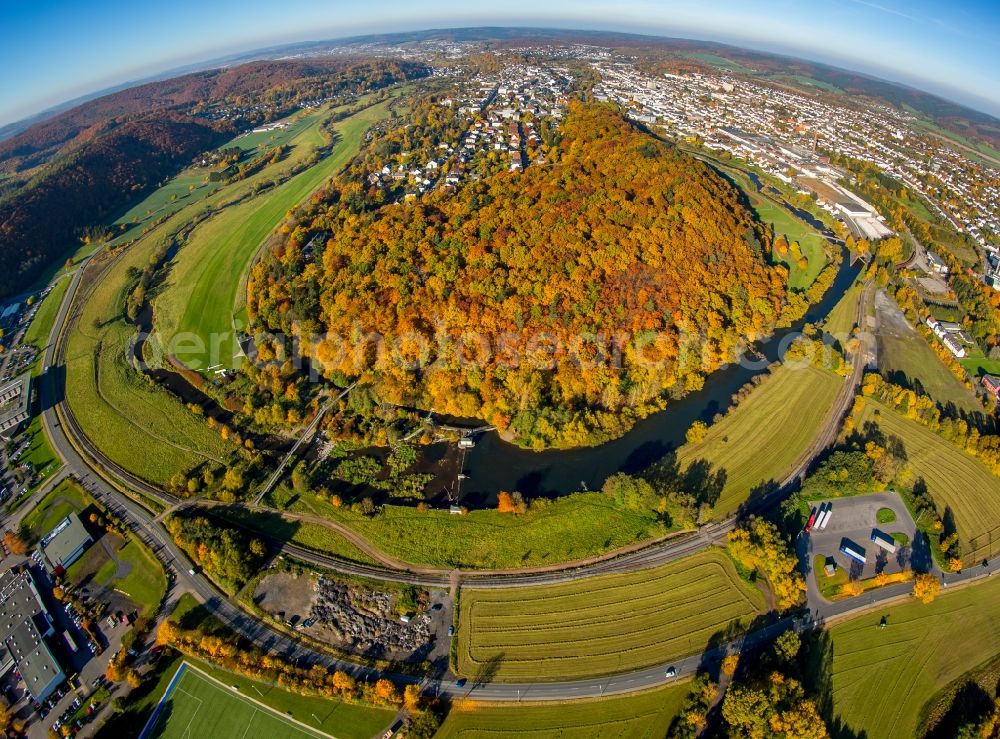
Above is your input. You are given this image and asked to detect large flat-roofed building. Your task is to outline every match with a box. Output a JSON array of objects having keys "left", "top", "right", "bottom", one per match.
[
  {"left": 0, "top": 568, "right": 64, "bottom": 702},
  {"left": 0, "top": 372, "right": 31, "bottom": 439},
  {"left": 39, "top": 513, "right": 93, "bottom": 574}
]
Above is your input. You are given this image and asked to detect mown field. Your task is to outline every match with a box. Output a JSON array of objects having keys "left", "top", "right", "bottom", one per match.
[
  {"left": 153, "top": 99, "right": 394, "bottom": 371},
  {"left": 272, "top": 490, "right": 667, "bottom": 570},
  {"left": 825, "top": 574, "right": 1000, "bottom": 739},
  {"left": 856, "top": 401, "right": 1000, "bottom": 559},
  {"left": 687, "top": 153, "right": 829, "bottom": 290},
  {"left": 112, "top": 169, "right": 216, "bottom": 238},
  {"left": 456, "top": 549, "right": 765, "bottom": 681},
  {"left": 25, "top": 479, "right": 167, "bottom": 612},
  {"left": 961, "top": 355, "right": 1000, "bottom": 377},
  {"left": 677, "top": 364, "right": 843, "bottom": 516},
  {"left": 436, "top": 683, "right": 690, "bottom": 738},
  {"left": 65, "top": 534, "right": 167, "bottom": 615}
]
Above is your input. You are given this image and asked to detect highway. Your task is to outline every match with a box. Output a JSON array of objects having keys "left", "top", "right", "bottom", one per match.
[{"left": 31, "top": 257, "right": 946, "bottom": 702}]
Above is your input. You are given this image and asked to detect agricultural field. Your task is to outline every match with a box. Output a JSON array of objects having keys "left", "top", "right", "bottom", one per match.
[
  {"left": 436, "top": 683, "right": 690, "bottom": 738},
  {"left": 824, "top": 574, "right": 1000, "bottom": 739},
  {"left": 272, "top": 490, "right": 667, "bottom": 570},
  {"left": 855, "top": 401, "right": 1000, "bottom": 560},
  {"left": 22, "top": 276, "right": 69, "bottom": 374},
  {"left": 225, "top": 108, "right": 327, "bottom": 154},
  {"left": 677, "top": 364, "right": 843, "bottom": 516},
  {"left": 63, "top": 98, "right": 401, "bottom": 485},
  {"left": 682, "top": 52, "right": 757, "bottom": 75},
  {"left": 142, "top": 661, "right": 393, "bottom": 739},
  {"left": 153, "top": 99, "right": 394, "bottom": 371},
  {"left": 456, "top": 549, "right": 766, "bottom": 681}
]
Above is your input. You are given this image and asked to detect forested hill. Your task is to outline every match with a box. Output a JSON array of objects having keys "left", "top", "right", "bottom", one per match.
[
  {"left": 248, "top": 103, "right": 788, "bottom": 448},
  {"left": 0, "top": 58, "right": 427, "bottom": 171},
  {"left": 0, "top": 116, "right": 226, "bottom": 295},
  {"left": 0, "top": 59, "right": 428, "bottom": 297}
]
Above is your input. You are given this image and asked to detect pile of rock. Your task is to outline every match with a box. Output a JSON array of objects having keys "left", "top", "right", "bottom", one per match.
[{"left": 311, "top": 578, "right": 430, "bottom": 656}]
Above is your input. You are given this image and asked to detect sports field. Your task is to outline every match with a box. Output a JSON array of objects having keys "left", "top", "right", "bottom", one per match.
[
  {"left": 456, "top": 549, "right": 765, "bottom": 681},
  {"left": 677, "top": 364, "right": 843, "bottom": 516},
  {"left": 856, "top": 401, "right": 1000, "bottom": 559},
  {"left": 436, "top": 683, "right": 690, "bottom": 738},
  {"left": 825, "top": 573, "right": 1000, "bottom": 739},
  {"left": 153, "top": 99, "right": 394, "bottom": 371},
  {"left": 144, "top": 662, "right": 326, "bottom": 738}
]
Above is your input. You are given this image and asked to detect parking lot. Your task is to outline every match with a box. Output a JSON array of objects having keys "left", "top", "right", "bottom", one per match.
[
  {"left": 0, "top": 563, "right": 129, "bottom": 739},
  {"left": 799, "top": 491, "right": 937, "bottom": 594}
]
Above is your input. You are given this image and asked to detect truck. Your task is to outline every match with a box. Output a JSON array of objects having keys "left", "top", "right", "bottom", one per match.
[
  {"left": 870, "top": 529, "right": 897, "bottom": 554},
  {"left": 840, "top": 541, "right": 867, "bottom": 565},
  {"left": 818, "top": 506, "right": 833, "bottom": 530},
  {"left": 63, "top": 631, "right": 78, "bottom": 653},
  {"left": 804, "top": 508, "right": 819, "bottom": 534}
]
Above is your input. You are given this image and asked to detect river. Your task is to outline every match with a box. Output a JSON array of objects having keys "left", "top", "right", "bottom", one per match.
[{"left": 457, "top": 247, "right": 861, "bottom": 502}]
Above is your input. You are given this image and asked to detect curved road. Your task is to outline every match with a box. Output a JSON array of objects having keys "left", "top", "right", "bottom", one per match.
[{"left": 34, "top": 258, "right": 929, "bottom": 702}]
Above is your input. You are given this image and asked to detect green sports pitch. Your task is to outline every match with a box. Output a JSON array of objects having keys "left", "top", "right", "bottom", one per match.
[{"left": 140, "top": 663, "right": 329, "bottom": 739}]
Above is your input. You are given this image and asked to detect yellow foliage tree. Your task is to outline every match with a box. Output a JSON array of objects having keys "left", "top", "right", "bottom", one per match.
[
  {"left": 912, "top": 573, "right": 941, "bottom": 604},
  {"left": 722, "top": 654, "right": 739, "bottom": 677}
]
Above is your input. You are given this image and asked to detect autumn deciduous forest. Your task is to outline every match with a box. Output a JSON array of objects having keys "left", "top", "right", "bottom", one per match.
[{"left": 249, "top": 103, "right": 789, "bottom": 448}]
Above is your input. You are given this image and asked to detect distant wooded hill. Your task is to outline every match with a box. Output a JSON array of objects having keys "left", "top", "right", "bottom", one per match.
[{"left": 0, "top": 58, "right": 428, "bottom": 298}]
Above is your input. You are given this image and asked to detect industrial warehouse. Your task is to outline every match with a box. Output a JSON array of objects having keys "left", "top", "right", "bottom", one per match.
[{"left": 0, "top": 568, "right": 65, "bottom": 702}]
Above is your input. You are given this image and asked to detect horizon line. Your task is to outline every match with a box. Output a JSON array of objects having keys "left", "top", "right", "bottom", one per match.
[{"left": 3, "top": 23, "right": 999, "bottom": 132}]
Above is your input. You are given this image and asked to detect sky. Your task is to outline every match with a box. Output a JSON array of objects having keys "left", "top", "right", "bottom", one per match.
[{"left": 1, "top": 0, "right": 998, "bottom": 127}]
